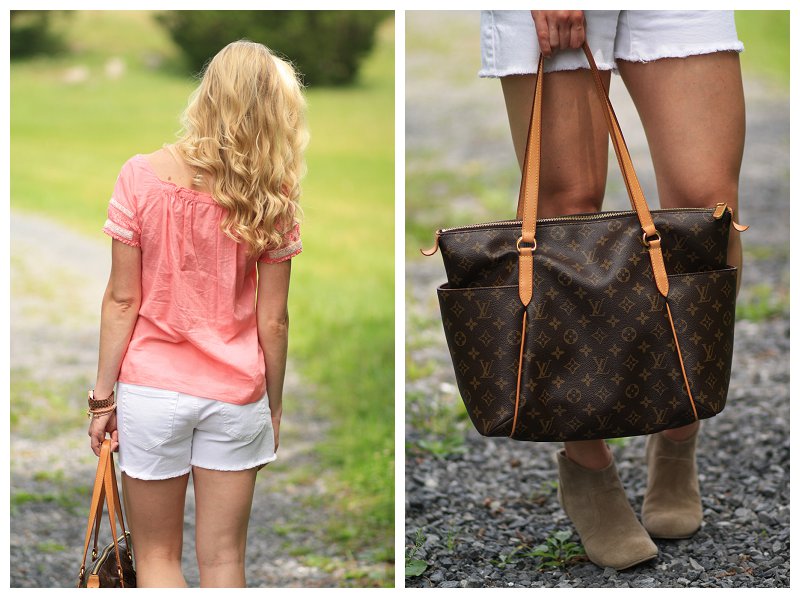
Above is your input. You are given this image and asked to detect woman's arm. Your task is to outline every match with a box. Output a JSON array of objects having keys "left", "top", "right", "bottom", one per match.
[
  {"left": 256, "top": 259, "right": 292, "bottom": 452},
  {"left": 88, "top": 240, "right": 142, "bottom": 456}
]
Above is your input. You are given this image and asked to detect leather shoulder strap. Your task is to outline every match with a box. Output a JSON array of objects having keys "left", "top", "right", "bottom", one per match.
[
  {"left": 78, "top": 441, "right": 111, "bottom": 585},
  {"left": 515, "top": 41, "right": 669, "bottom": 298}
]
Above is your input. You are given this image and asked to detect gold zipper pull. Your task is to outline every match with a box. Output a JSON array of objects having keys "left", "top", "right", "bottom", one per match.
[
  {"left": 420, "top": 232, "right": 440, "bottom": 256},
  {"left": 712, "top": 202, "right": 727, "bottom": 219}
]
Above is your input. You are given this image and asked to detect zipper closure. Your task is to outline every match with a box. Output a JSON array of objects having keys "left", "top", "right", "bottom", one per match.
[
  {"left": 437, "top": 206, "right": 722, "bottom": 235},
  {"left": 420, "top": 203, "right": 744, "bottom": 256},
  {"left": 89, "top": 533, "right": 130, "bottom": 575}
]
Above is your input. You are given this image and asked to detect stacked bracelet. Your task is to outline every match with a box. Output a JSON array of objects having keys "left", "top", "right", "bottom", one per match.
[
  {"left": 87, "top": 390, "right": 116, "bottom": 419},
  {"left": 87, "top": 404, "right": 116, "bottom": 419},
  {"left": 88, "top": 390, "right": 115, "bottom": 409}
]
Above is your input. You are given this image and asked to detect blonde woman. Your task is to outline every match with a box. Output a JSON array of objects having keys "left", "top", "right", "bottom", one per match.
[{"left": 86, "top": 41, "right": 308, "bottom": 587}]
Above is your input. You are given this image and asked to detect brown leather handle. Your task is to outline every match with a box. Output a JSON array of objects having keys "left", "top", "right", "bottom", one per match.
[{"left": 515, "top": 41, "right": 669, "bottom": 304}]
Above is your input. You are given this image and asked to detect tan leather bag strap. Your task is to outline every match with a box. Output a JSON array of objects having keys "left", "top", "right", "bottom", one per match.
[
  {"left": 78, "top": 441, "right": 110, "bottom": 585},
  {"left": 107, "top": 446, "right": 133, "bottom": 557},
  {"left": 102, "top": 444, "right": 127, "bottom": 586},
  {"left": 515, "top": 41, "right": 669, "bottom": 304}
]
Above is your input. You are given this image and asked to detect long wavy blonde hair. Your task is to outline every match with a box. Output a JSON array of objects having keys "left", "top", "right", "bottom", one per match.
[{"left": 175, "top": 40, "right": 308, "bottom": 256}]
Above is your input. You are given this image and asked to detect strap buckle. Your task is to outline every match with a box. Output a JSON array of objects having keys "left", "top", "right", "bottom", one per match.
[
  {"left": 641, "top": 230, "right": 661, "bottom": 248},
  {"left": 516, "top": 236, "right": 537, "bottom": 253}
]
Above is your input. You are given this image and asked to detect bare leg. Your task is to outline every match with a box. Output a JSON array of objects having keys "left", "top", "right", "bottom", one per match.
[
  {"left": 618, "top": 51, "right": 745, "bottom": 441},
  {"left": 193, "top": 466, "right": 258, "bottom": 588},
  {"left": 502, "top": 69, "right": 611, "bottom": 468},
  {"left": 501, "top": 70, "right": 610, "bottom": 217},
  {"left": 122, "top": 472, "right": 189, "bottom": 587}
]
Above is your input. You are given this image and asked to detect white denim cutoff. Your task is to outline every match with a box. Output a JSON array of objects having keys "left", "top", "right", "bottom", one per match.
[
  {"left": 480, "top": 10, "right": 744, "bottom": 77},
  {"left": 116, "top": 382, "right": 276, "bottom": 480}
]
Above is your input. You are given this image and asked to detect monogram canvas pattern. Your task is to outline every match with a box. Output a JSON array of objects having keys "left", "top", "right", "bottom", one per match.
[{"left": 437, "top": 208, "right": 736, "bottom": 442}]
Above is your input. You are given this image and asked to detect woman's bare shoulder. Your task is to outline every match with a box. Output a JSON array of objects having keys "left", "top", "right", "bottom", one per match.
[{"left": 142, "top": 145, "right": 193, "bottom": 187}]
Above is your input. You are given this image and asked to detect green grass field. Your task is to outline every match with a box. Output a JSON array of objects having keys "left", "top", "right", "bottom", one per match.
[
  {"left": 11, "top": 10, "right": 394, "bottom": 584},
  {"left": 735, "top": 10, "right": 790, "bottom": 88}
]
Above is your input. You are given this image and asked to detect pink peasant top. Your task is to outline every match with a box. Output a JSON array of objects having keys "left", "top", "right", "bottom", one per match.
[{"left": 102, "top": 154, "right": 301, "bottom": 405}]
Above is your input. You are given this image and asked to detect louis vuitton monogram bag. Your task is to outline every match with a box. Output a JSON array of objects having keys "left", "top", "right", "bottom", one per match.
[{"left": 423, "top": 42, "right": 746, "bottom": 442}]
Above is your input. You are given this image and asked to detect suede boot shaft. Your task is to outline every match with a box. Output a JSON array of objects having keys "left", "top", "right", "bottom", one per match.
[
  {"left": 556, "top": 450, "right": 657, "bottom": 570},
  {"left": 642, "top": 429, "right": 703, "bottom": 539}
]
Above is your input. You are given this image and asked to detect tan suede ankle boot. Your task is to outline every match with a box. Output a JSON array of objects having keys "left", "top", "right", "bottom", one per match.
[
  {"left": 556, "top": 450, "right": 658, "bottom": 570},
  {"left": 642, "top": 428, "right": 703, "bottom": 539}
]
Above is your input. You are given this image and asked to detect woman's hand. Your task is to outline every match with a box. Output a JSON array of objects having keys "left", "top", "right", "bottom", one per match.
[
  {"left": 531, "top": 11, "right": 586, "bottom": 57},
  {"left": 88, "top": 411, "right": 119, "bottom": 456}
]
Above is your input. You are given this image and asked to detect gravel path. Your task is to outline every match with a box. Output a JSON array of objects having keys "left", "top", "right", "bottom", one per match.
[
  {"left": 10, "top": 212, "right": 368, "bottom": 587},
  {"left": 405, "top": 11, "right": 789, "bottom": 589}
]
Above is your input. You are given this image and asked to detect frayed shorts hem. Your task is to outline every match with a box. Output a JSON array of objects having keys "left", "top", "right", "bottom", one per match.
[
  {"left": 119, "top": 465, "right": 192, "bottom": 481},
  {"left": 191, "top": 453, "right": 278, "bottom": 472},
  {"left": 479, "top": 62, "right": 616, "bottom": 78},
  {"left": 119, "top": 453, "right": 277, "bottom": 480},
  {"left": 479, "top": 45, "right": 743, "bottom": 78}
]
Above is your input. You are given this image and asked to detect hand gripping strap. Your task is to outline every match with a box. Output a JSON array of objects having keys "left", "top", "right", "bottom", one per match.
[{"left": 515, "top": 41, "right": 669, "bottom": 299}]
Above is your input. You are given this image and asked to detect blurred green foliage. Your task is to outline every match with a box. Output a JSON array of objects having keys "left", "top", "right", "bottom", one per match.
[
  {"left": 10, "top": 10, "right": 69, "bottom": 57},
  {"left": 735, "top": 10, "right": 789, "bottom": 87},
  {"left": 157, "top": 10, "right": 390, "bottom": 86}
]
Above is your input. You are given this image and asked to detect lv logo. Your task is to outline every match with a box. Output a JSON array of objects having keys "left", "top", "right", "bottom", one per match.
[
  {"left": 702, "top": 343, "right": 716, "bottom": 363},
  {"left": 592, "top": 356, "right": 611, "bottom": 374},
  {"left": 535, "top": 360, "right": 552, "bottom": 379},
  {"left": 539, "top": 418, "right": 555, "bottom": 435},
  {"left": 479, "top": 359, "right": 495, "bottom": 379},
  {"left": 476, "top": 300, "right": 492, "bottom": 319},
  {"left": 531, "top": 302, "right": 547, "bottom": 320},
  {"left": 647, "top": 294, "right": 661, "bottom": 312},
  {"left": 673, "top": 236, "right": 688, "bottom": 251},
  {"left": 588, "top": 298, "right": 606, "bottom": 317},
  {"left": 650, "top": 351, "right": 667, "bottom": 370},
  {"left": 581, "top": 248, "right": 598, "bottom": 264},
  {"left": 695, "top": 283, "right": 712, "bottom": 303},
  {"left": 595, "top": 414, "right": 611, "bottom": 429},
  {"left": 652, "top": 406, "right": 668, "bottom": 425}
]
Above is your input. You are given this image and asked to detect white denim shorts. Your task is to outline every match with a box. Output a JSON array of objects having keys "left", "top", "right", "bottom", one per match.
[
  {"left": 116, "top": 382, "right": 276, "bottom": 480},
  {"left": 480, "top": 10, "right": 744, "bottom": 76}
]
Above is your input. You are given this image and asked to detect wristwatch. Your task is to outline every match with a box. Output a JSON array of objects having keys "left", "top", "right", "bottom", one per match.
[{"left": 88, "top": 389, "right": 115, "bottom": 410}]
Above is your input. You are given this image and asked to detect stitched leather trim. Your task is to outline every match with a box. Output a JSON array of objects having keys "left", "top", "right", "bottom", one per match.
[
  {"left": 102, "top": 446, "right": 125, "bottom": 585},
  {"left": 732, "top": 221, "right": 749, "bottom": 232},
  {"left": 510, "top": 311, "right": 528, "bottom": 438},
  {"left": 518, "top": 249, "right": 534, "bottom": 306},
  {"left": 665, "top": 301, "right": 699, "bottom": 421},
  {"left": 647, "top": 239, "right": 670, "bottom": 297}
]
